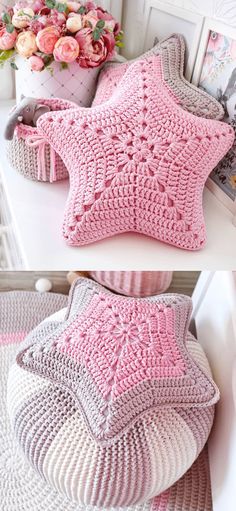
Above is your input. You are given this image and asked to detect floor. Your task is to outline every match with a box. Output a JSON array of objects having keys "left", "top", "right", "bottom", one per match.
[{"left": 0, "top": 271, "right": 200, "bottom": 296}]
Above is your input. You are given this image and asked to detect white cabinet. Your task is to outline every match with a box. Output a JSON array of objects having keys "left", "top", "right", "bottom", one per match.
[
  {"left": 192, "top": 272, "right": 236, "bottom": 511},
  {"left": 97, "top": 0, "right": 123, "bottom": 23},
  {"left": 0, "top": 180, "right": 23, "bottom": 269},
  {"left": 121, "top": 0, "right": 236, "bottom": 58}
]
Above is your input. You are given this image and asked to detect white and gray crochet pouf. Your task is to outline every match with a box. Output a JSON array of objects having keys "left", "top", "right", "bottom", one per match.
[{"left": 1, "top": 290, "right": 213, "bottom": 511}]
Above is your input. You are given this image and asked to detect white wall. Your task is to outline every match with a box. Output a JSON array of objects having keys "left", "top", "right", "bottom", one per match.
[
  {"left": 99, "top": 0, "right": 123, "bottom": 23},
  {"left": 192, "top": 271, "right": 236, "bottom": 511},
  {"left": 121, "top": 0, "right": 236, "bottom": 58}
]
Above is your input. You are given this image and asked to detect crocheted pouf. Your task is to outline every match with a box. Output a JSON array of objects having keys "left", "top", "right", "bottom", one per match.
[
  {"left": 1, "top": 290, "right": 212, "bottom": 511},
  {"left": 6, "top": 98, "right": 78, "bottom": 183},
  {"left": 93, "top": 33, "right": 224, "bottom": 120},
  {"left": 89, "top": 271, "right": 173, "bottom": 296},
  {"left": 38, "top": 56, "right": 234, "bottom": 250},
  {"left": 8, "top": 278, "right": 219, "bottom": 508}
]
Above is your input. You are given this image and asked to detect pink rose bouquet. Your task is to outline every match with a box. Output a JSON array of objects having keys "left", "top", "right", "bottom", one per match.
[{"left": 0, "top": 0, "right": 123, "bottom": 71}]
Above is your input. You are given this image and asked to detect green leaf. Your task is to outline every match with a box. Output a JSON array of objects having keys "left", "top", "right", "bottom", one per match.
[
  {"left": 96, "top": 19, "right": 105, "bottom": 29},
  {"left": 45, "top": 0, "right": 56, "bottom": 9},
  {"left": 2, "top": 12, "right": 11, "bottom": 24},
  {"left": 92, "top": 28, "right": 101, "bottom": 41},
  {"left": 60, "top": 61, "right": 68, "bottom": 70},
  {"left": 116, "top": 32, "right": 124, "bottom": 41},
  {"left": 115, "top": 41, "right": 125, "bottom": 48},
  {"left": 43, "top": 54, "right": 54, "bottom": 68},
  {"left": 56, "top": 2, "right": 67, "bottom": 12},
  {"left": 6, "top": 24, "right": 15, "bottom": 34},
  {"left": 10, "top": 61, "right": 18, "bottom": 70},
  {"left": 78, "top": 6, "right": 86, "bottom": 14},
  {"left": 0, "top": 49, "right": 15, "bottom": 63},
  {"left": 17, "top": 9, "right": 33, "bottom": 17}
]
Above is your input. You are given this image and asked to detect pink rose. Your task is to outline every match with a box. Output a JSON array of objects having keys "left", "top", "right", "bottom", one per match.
[
  {"left": 13, "top": 1, "right": 31, "bottom": 14},
  {"left": 30, "top": 15, "right": 48, "bottom": 34},
  {"left": 0, "top": 26, "right": 17, "bottom": 50},
  {"left": 82, "top": 9, "right": 98, "bottom": 29},
  {"left": 53, "top": 36, "right": 79, "bottom": 62},
  {"left": 97, "top": 8, "right": 116, "bottom": 32},
  {"left": 16, "top": 30, "right": 38, "bottom": 57},
  {"left": 13, "top": 1, "right": 43, "bottom": 13},
  {"left": 66, "top": 13, "right": 82, "bottom": 33},
  {"left": 85, "top": 2, "right": 96, "bottom": 10},
  {"left": 36, "top": 26, "right": 60, "bottom": 54},
  {"left": 46, "top": 10, "right": 66, "bottom": 28},
  {"left": 12, "top": 7, "right": 35, "bottom": 28},
  {"left": 32, "top": 0, "right": 45, "bottom": 13},
  {"left": 67, "top": 1, "right": 81, "bottom": 12},
  {"left": 75, "top": 27, "right": 115, "bottom": 68},
  {"left": 29, "top": 54, "right": 44, "bottom": 71}
]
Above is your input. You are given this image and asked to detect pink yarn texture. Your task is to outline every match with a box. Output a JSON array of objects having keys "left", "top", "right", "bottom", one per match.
[
  {"left": 93, "top": 33, "right": 224, "bottom": 121},
  {"left": 38, "top": 56, "right": 234, "bottom": 250},
  {"left": 90, "top": 271, "right": 173, "bottom": 296}
]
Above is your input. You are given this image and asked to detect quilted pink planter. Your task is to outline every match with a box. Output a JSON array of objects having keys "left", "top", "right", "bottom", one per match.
[
  {"left": 15, "top": 58, "right": 100, "bottom": 107},
  {"left": 90, "top": 271, "right": 173, "bottom": 297}
]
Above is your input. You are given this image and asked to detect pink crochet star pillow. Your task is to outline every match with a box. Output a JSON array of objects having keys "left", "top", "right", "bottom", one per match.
[
  {"left": 38, "top": 55, "right": 234, "bottom": 250},
  {"left": 17, "top": 277, "right": 219, "bottom": 446}
]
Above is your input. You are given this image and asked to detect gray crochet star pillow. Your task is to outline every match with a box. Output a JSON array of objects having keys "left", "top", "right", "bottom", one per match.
[{"left": 93, "top": 33, "right": 224, "bottom": 120}]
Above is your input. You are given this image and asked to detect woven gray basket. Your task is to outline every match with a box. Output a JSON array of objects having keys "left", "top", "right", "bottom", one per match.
[{"left": 6, "top": 98, "right": 78, "bottom": 183}]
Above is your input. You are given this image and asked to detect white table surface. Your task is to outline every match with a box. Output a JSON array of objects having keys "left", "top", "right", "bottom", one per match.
[{"left": 1, "top": 100, "right": 236, "bottom": 271}]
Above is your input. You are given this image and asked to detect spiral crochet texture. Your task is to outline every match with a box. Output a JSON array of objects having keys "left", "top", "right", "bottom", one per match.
[
  {"left": 8, "top": 278, "right": 219, "bottom": 508},
  {"left": 93, "top": 33, "right": 224, "bottom": 120},
  {"left": 38, "top": 56, "right": 234, "bottom": 250}
]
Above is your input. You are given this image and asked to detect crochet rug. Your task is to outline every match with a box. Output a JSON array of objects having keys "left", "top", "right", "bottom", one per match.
[{"left": 0, "top": 291, "right": 213, "bottom": 511}]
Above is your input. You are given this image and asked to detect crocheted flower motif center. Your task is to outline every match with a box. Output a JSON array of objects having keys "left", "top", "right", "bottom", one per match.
[
  {"left": 108, "top": 320, "right": 140, "bottom": 344},
  {"left": 115, "top": 132, "right": 161, "bottom": 173}
]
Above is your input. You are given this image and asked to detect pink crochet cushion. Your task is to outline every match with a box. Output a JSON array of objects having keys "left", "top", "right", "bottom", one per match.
[
  {"left": 38, "top": 56, "right": 234, "bottom": 250},
  {"left": 11, "top": 278, "right": 219, "bottom": 506},
  {"left": 10, "top": 278, "right": 218, "bottom": 507},
  {"left": 93, "top": 33, "right": 224, "bottom": 120},
  {"left": 16, "top": 277, "right": 219, "bottom": 445},
  {"left": 14, "top": 98, "right": 78, "bottom": 137},
  {"left": 4, "top": 291, "right": 212, "bottom": 511},
  {"left": 89, "top": 271, "right": 173, "bottom": 296}
]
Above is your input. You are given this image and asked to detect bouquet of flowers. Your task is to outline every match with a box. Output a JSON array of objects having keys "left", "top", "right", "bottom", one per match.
[{"left": 0, "top": 0, "right": 123, "bottom": 71}]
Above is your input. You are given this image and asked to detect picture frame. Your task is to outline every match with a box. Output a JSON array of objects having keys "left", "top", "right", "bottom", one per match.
[
  {"left": 141, "top": 0, "right": 204, "bottom": 80},
  {"left": 192, "top": 18, "right": 236, "bottom": 216}
]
